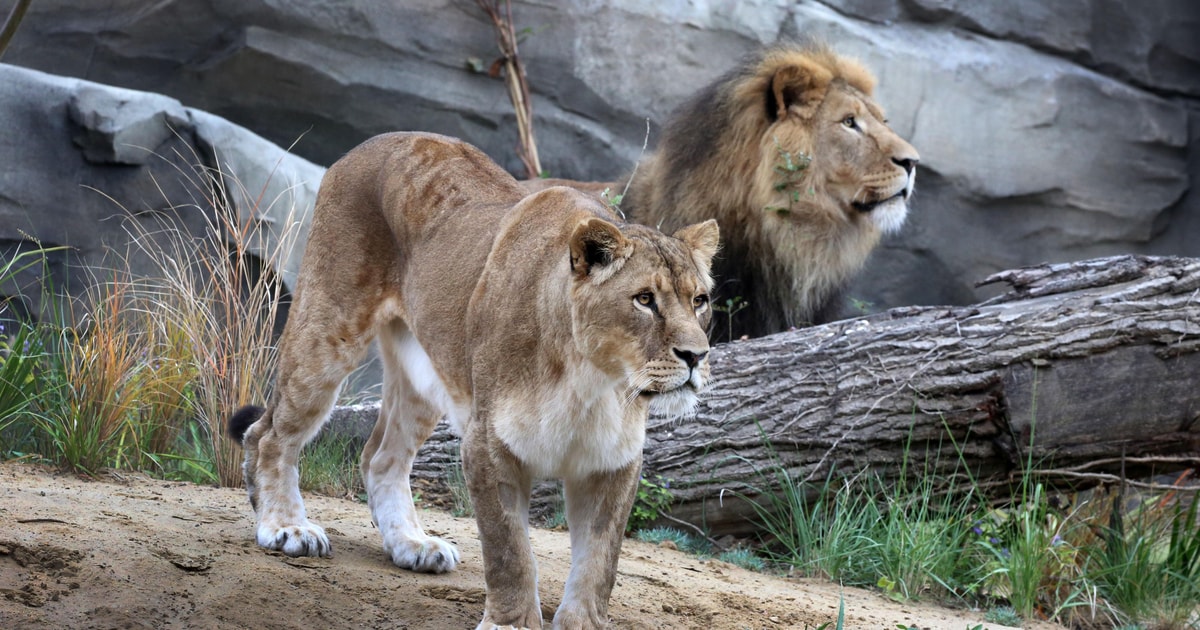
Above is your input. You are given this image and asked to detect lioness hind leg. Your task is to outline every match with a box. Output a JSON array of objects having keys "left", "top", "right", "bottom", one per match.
[
  {"left": 361, "top": 321, "right": 460, "bottom": 573},
  {"left": 239, "top": 290, "right": 376, "bottom": 558},
  {"left": 554, "top": 458, "right": 641, "bottom": 629}
]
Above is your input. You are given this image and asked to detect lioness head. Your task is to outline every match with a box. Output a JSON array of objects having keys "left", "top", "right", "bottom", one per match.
[
  {"left": 745, "top": 46, "right": 920, "bottom": 235},
  {"left": 567, "top": 215, "right": 719, "bottom": 417}
]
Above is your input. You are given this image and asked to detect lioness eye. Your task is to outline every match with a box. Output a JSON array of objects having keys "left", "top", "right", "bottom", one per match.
[
  {"left": 634, "top": 292, "right": 655, "bottom": 308},
  {"left": 842, "top": 115, "right": 856, "bottom": 128},
  {"left": 693, "top": 294, "right": 709, "bottom": 309}
]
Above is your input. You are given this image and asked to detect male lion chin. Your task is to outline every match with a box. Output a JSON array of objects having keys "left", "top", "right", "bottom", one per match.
[{"left": 863, "top": 194, "right": 911, "bottom": 236}]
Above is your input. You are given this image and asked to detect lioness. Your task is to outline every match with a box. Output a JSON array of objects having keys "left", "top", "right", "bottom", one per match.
[
  {"left": 527, "top": 44, "right": 919, "bottom": 339},
  {"left": 228, "top": 132, "right": 719, "bottom": 628}
]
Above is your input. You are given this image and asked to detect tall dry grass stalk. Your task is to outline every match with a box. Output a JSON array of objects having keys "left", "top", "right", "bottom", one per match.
[
  {"left": 120, "top": 143, "right": 305, "bottom": 486},
  {"left": 36, "top": 277, "right": 162, "bottom": 473}
]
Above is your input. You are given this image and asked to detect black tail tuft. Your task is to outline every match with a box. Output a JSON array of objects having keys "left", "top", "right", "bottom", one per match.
[{"left": 227, "top": 405, "right": 266, "bottom": 443}]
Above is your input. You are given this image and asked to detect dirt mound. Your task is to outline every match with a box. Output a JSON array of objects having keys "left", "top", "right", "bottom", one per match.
[{"left": 0, "top": 462, "right": 1065, "bottom": 629}]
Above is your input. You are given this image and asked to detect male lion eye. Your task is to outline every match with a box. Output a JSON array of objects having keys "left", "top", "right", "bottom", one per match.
[
  {"left": 842, "top": 116, "right": 857, "bottom": 129},
  {"left": 634, "top": 292, "right": 655, "bottom": 307},
  {"left": 693, "top": 294, "right": 709, "bottom": 309}
]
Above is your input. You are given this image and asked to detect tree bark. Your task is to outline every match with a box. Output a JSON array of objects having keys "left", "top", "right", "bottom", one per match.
[{"left": 329, "top": 255, "right": 1200, "bottom": 536}]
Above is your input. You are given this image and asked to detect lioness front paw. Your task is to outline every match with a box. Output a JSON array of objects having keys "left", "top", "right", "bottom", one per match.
[
  {"left": 386, "top": 535, "right": 459, "bottom": 573},
  {"left": 256, "top": 521, "right": 331, "bottom": 557}
]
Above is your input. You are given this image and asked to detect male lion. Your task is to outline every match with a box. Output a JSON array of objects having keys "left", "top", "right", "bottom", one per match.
[
  {"left": 227, "top": 132, "right": 719, "bottom": 629},
  {"left": 527, "top": 44, "right": 919, "bottom": 339}
]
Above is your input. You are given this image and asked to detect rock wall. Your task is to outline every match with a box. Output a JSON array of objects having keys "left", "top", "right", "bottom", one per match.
[
  {"left": 1, "top": 0, "right": 1198, "bottom": 316},
  {"left": 0, "top": 64, "right": 321, "bottom": 328}
]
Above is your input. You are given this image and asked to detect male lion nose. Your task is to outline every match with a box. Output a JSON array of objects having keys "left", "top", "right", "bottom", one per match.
[
  {"left": 893, "top": 156, "right": 918, "bottom": 175},
  {"left": 673, "top": 348, "right": 708, "bottom": 369}
]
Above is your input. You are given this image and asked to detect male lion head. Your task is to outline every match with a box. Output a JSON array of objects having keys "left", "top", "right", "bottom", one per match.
[
  {"left": 745, "top": 46, "right": 919, "bottom": 235},
  {"left": 566, "top": 213, "right": 719, "bottom": 418},
  {"left": 623, "top": 44, "right": 920, "bottom": 338}
]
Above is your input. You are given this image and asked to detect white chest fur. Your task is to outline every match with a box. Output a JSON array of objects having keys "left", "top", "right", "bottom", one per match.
[
  {"left": 399, "top": 336, "right": 644, "bottom": 480},
  {"left": 491, "top": 363, "right": 645, "bottom": 480}
]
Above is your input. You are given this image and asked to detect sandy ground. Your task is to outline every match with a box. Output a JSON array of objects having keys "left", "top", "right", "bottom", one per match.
[{"left": 0, "top": 462, "right": 1069, "bottom": 630}]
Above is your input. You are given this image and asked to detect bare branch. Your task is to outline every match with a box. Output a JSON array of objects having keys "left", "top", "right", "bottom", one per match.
[
  {"left": 0, "top": 0, "right": 33, "bottom": 60},
  {"left": 476, "top": 0, "right": 542, "bottom": 178}
]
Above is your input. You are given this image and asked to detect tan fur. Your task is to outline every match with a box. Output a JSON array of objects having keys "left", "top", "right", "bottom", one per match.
[
  {"left": 524, "top": 45, "right": 919, "bottom": 338},
  {"left": 229, "top": 132, "right": 719, "bottom": 629}
]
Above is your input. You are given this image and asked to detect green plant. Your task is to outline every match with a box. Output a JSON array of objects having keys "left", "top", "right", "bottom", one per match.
[
  {"left": 716, "top": 547, "right": 766, "bottom": 572},
  {"left": 635, "top": 526, "right": 690, "bottom": 547},
  {"left": 744, "top": 448, "right": 880, "bottom": 582},
  {"left": 446, "top": 456, "right": 473, "bottom": 518},
  {"left": 148, "top": 419, "right": 219, "bottom": 485},
  {"left": 542, "top": 484, "right": 567, "bottom": 529},
  {"left": 984, "top": 605, "right": 1022, "bottom": 626},
  {"left": 627, "top": 474, "right": 674, "bottom": 532},
  {"left": 0, "top": 321, "right": 42, "bottom": 435},
  {"left": 0, "top": 247, "right": 69, "bottom": 441},
  {"left": 763, "top": 135, "right": 812, "bottom": 215},
  {"left": 0, "top": 146, "right": 297, "bottom": 486},
  {"left": 848, "top": 296, "right": 874, "bottom": 315},
  {"left": 1087, "top": 490, "right": 1200, "bottom": 628},
  {"left": 871, "top": 447, "right": 987, "bottom": 602},
  {"left": 712, "top": 296, "right": 749, "bottom": 343},
  {"left": 977, "top": 482, "right": 1093, "bottom": 620},
  {"left": 814, "top": 590, "right": 845, "bottom": 630},
  {"left": 600, "top": 186, "right": 624, "bottom": 212},
  {"left": 634, "top": 526, "right": 711, "bottom": 555},
  {"left": 299, "top": 429, "right": 363, "bottom": 498},
  {"left": 972, "top": 385, "right": 1091, "bottom": 623}
]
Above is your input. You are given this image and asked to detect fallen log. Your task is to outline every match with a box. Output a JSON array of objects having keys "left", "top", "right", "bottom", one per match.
[{"left": 329, "top": 255, "right": 1200, "bottom": 536}]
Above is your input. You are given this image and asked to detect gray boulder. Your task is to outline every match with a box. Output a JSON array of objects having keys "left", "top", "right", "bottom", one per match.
[{"left": 0, "top": 63, "right": 322, "bottom": 325}]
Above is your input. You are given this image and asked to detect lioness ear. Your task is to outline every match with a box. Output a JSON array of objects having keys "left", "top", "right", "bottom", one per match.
[
  {"left": 768, "top": 60, "right": 833, "bottom": 121},
  {"left": 569, "top": 217, "right": 631, "bottom": 282},
  {"left": 672, "top": 219, "right": 720, "bottom": 276}
]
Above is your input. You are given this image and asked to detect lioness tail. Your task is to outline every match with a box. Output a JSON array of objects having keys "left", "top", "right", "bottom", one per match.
[{"left": 227, "top": 405, "right": 266, "bottom": 444}]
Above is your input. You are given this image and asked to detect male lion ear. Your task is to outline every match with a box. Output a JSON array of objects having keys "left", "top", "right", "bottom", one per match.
[
  {"left": 769, "top": 60, "right": 833, "bottom": 121},
  {"left": 672, "top": 219, "right": 720, "bottom": 274},
  {"left": 569, "top": 217, "right": 631, "bottom": 282}
]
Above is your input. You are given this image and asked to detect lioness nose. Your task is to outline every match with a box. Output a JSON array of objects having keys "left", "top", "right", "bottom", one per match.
[
  {"left": 893, "top": 156, "right": 918, "bottom": 175},
  {"left": 673, "top": 348, "right": 707, "bottom": 369}
]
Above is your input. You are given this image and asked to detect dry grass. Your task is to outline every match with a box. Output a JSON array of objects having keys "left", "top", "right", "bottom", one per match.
[{"left": 120, "top": 145, "right": 304, "bottom": 486}]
